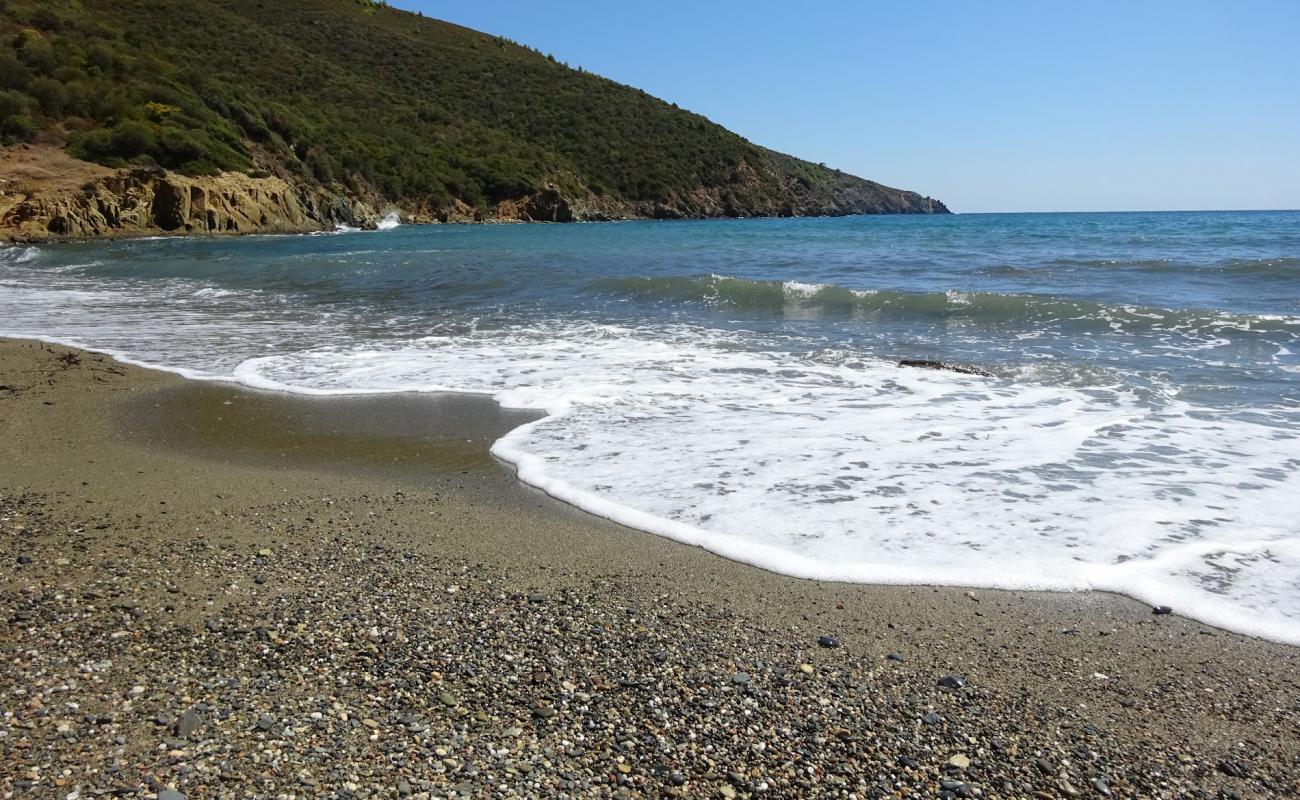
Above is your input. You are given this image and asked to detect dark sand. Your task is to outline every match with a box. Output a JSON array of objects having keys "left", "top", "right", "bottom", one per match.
[{"left": 2, "top": 339, "right": 1298, "bottom": 799}]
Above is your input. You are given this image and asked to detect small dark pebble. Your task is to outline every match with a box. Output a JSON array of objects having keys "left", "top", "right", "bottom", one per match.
[
  {"left": 886, "top": 652, "right": 906, "bottom": 662},
  {"left": 1217, "top": 759, "right": 1250, "bottom": 778},
  {"left": 922, "top": 711, "right": 943, "bottom": 725},
  {"left": 528, "top": 593, "right": 547, "bottom": 604},
  {"left": 817, "top": 635, "right": 839, "bottom": 648},
  {"left": 1152, "top": 605, "right": 1173, "bottom": 615},
  {"left": 16, "top": 554, "right": 31, "bottom": 565},
  {"left": 937, "top": 674, "right": 966, "bottom": 690}
]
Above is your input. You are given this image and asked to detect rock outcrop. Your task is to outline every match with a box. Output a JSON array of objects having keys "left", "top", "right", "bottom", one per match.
[
  {"left": 1, "top": 144, "right": 946, "bottom": 243},
  {"left": 1, "top": 145, "right": 384, "bottom": 243},
  {"left": 899, "top": 359, "right": 994, "bottom": 377}
]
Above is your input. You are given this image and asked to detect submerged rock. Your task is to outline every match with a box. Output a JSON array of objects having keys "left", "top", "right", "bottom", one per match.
[{"left": 898, "top": 359, "right": 994, "bottom": 377}]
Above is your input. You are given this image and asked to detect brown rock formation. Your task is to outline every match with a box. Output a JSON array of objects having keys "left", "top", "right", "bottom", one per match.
[
  {"left": 1, "top": 145, "right": 383, "bottom": 243},
  {"left": 1, "top": 144, "right": 948, "bottom": 243}
]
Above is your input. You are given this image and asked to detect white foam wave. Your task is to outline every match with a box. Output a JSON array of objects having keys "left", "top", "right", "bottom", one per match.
[
  {"left": 231, "top": 325, "right": 1300, "bottom": 644},
  {"left": 377, "top": 211, "right": 402, "bottom": 231},
  {"left": 782, "top": 280, "right": 823, "bottom": 297},
  {"left": 5, "top": 259, "right": 1300, "bottom": 645},
  {"left": 0, "top": 245, "right": 40, "bottom": 264}
]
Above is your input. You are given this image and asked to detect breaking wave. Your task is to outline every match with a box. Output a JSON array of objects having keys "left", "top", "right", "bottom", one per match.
[{"left": 587, "top": 273, "right": 1300, "bottom": 336}]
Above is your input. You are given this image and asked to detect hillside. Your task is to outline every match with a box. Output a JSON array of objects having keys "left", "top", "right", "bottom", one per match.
[{"left": 0, "top": 0, "right": 947, "bottom": 238}]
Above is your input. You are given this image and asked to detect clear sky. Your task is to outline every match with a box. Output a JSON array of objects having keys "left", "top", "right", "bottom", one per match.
[{"left": 394, "top": 1, "right": 1298, "bottom": 213}]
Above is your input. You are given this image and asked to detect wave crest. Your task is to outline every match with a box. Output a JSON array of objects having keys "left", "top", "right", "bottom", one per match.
[{"left": 586, "top": 273, "right": 1300, "bottom": 336}]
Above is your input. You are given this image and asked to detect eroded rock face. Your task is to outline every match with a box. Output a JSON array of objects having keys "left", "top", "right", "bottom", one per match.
[
  {"left": 1, "top": 147, "right": 382, "bottom": 242},
  {"left": 14, "top": 169, "right": 321, "bottom": 239},
  {"left": 1, "top": 143, "right": 947, "bottom": 242}
]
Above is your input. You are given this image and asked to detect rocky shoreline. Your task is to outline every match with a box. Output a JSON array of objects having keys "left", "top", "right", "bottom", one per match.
[
  {"left": 2, "top": 340, "right": 1298, "bottom": 799},
  {"left": 1, "top": 145, "right": 947, "bottom": 244}
]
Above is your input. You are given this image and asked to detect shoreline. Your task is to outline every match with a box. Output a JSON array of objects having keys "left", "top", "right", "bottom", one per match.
[
  {"left": 3, "top": 339, "right": 1299, "bottom": 797},
  {"left": 1, "top": 210, "right": 949, "bottom": 247},
  {"left": 8, "top": 330, "right": 1296, "bottom": 647}
]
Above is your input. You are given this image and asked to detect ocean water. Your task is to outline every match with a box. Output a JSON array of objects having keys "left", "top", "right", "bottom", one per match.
[{"left": 3, "top": 211, "right": 1299, "bottom": 643}]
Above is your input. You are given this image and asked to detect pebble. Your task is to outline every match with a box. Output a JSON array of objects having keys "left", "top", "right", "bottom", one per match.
[
  {"left": 937, "top": 674, "right": 966, "bottom": 690},
  {"left": 0, "top": 482, "right": 1289, "bottom": 800},
  {"left": 817, "top": 635, "right": 839, "bottom": 648},
  {"left": 1152, "top": 605, "right": 1173, "bottom": 615},
  {"left": 158, "top": 791, "right": 185, "bottom": 800},
  {"left": 174, "top": 709, "right": 203, "bottom": 739}
]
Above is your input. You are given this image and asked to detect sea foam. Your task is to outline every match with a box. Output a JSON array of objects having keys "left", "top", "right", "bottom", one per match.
[
  {"left": 232, "top": 324, "right": 1300, "bottom": 644},
  {"left": 4, "top": 222, "right": 1300, "bottom": 645}
]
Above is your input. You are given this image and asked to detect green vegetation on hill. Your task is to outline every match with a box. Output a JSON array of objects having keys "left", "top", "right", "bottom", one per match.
[{"left": 0, "top": 0, "right": 946, "bottom": 218}]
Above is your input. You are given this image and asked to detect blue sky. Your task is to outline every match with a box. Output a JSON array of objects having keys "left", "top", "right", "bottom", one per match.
[{"left": 395, "top": 1, "right": 1298, "bottom": 213}]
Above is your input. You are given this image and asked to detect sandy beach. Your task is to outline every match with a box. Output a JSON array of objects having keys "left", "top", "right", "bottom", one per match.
[{"left": 2, "top": 338, "right": 1298, "bottom": 799}]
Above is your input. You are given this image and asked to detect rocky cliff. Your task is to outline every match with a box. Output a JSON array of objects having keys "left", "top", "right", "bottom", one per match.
[
  {"left": 0, "top": 146, "right": 387, "bottom": 243},
  {"left": 2, "top": 144, "right": 948, "bottom": 243}
]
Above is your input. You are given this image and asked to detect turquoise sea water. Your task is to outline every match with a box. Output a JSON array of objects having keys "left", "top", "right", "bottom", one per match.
[{"left": 3, "top": 211, "right": 1299, "bottom": 641}]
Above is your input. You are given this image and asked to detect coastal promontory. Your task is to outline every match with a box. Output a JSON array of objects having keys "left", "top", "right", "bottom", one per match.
[{"left": 0, "top": 0, "right": 947, "bottom": 241}]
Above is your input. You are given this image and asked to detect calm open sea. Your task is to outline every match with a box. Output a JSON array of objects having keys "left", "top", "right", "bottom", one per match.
[{"left": 4, "top": 211, "right": 1299, "bottom": 641}]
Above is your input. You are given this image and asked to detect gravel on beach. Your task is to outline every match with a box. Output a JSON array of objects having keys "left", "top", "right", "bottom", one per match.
[{"left": 2, "top": 340, "right": 1299, "bottom": 799}]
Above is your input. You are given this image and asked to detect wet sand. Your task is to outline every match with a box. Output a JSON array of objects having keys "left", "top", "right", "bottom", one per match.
[{"left": 2, "top": 338, "right": 1298, "bottom": 799}]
